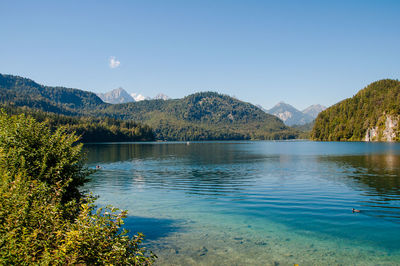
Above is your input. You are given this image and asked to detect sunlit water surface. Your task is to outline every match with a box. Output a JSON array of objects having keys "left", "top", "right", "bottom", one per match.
[{"left": 84, "top": 141, "right": 400, "bottom": 265}]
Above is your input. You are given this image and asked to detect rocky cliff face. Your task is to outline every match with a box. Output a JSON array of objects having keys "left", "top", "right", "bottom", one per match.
[{"left": 364, "top": 114, "right": 399, "bottom": 142}]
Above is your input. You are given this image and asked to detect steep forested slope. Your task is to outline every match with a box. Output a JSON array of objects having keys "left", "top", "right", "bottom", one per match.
[{"left": 311, "top": 79, "right": 400, "bottom": 141}]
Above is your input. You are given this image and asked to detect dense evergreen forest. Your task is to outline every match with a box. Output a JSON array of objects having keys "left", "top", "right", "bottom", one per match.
[
  {"left": 0, "top": 74, "right": 300, "bottom": 141},
  {"left": 311, "top": 79, "right": 400, "bottom": 141},
  {"left": 1, "top": 105, "right": 154, "bottom": 142},
  {"left": 0, "top": 74, "right": 105, "bottom": 115}
]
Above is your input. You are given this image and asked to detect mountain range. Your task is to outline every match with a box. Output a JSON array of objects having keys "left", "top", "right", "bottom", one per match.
[
  {"left": 264, "top": 102, "right": 326, "bottom": 126},
  {"left": 97, "top": 88, "right": 169, "bottom": 104},
  {"left": 99, "top": 91, "right": 299, "bottom": 140},
  {"left": 0, "top": 74, "right": 299, "bottom": 141},
  {"left": 2, "top": 73, "right": 397, "bottom": 142}
]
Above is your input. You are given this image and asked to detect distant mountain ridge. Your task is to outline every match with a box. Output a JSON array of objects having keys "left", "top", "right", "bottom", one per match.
[
  {"left": 97, "top": 87, "right": 169, "bottom": 104},
  {"left": 97, "top": 88, "right": 134, "bottom": 104},
  {"left": 302, "top": 104, "right": 326, "bottom": 118},
  {"left": 0, "top": 74, "right": 300, "bottom": 141},
  {"left": 265, "top": 102, "right": 325, "bottom": 126},
  {"left": 102, "top": 91, "right": 299, "bottom": 140}
]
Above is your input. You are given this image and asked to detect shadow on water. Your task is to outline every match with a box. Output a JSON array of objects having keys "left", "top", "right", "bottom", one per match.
[{"left": 123, "top": 215, "right": 183, "bottom": 241}]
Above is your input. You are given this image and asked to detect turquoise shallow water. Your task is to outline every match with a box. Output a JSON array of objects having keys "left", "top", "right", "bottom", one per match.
[{"left": 84, "top": 141, "right": 400, "bottom": 265}]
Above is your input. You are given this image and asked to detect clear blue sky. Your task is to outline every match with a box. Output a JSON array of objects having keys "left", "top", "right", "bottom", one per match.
[{"left": 1, "top": 0, "right": 399, "bottom": 109}]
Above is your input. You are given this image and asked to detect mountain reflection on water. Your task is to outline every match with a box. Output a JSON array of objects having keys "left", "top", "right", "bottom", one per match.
[
  {"left": 85, "top": 142, "right": 261, "bottom": 197},
  {"left": 322, "top": 154, "right": 400, "bottom": 196},
  {"left": 85, "top": 142, "right": 400, "bottom": 200},
  {"left": 320, "top": 154, "right": 400, "bottom": 222}
]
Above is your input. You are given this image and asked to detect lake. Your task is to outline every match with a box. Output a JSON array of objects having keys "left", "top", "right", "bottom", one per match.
[{"left": 84, "top": 141, "right": 400, "bottom": 265}]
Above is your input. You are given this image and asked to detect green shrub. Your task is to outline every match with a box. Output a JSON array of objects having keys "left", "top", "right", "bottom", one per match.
[{"left": 0, "top": 111, "right": 155, "bottom": 265}]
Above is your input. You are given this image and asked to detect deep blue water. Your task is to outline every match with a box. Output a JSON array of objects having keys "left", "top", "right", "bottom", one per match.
[{"left": 84, "top": 141, "right": 400, "bottom": 265}]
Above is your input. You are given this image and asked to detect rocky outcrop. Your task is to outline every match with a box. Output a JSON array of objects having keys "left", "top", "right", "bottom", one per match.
[
  {"left": 364, "top": 114, "right": 399, "bottom": 142},
  {"left": 364, "top": 127, "right": 378, "bottom": 142}
]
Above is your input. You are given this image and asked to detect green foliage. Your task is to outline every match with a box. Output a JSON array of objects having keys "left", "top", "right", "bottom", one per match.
[
  {"left": 0, "top": 112, "right": 155, "bottom": 265},
  {"left": 0, "top": 111, "right": 88, "bottom": 203},
  {"left": 55, "top": 201, "right": 152, "bottom": 265},
  {"left": 311, "top": 79, "right": 400, "bottom": 141},
  {"left": 0, "top": 171, "right": 65, "bottom": 264}
]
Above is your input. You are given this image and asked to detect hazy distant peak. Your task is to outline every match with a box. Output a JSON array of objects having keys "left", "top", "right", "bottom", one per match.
[
  {"left": 267, "top": 102, "right": 313, "bottom": 126},
  {"left": 111, "top": 87, "right": 129, "bottom": 97},
  {"left": 270, "top": 102, "right": 297, "bottom": 111},
  {"left": 302, "top": 104, "right": 326, "bottom": 111},
  {"left": 154, "top": 93, "right": 170, "bottom": 100},
  {"left": 97, "top": 87, "right": 135, "bottom": 104},
  {"left": 302, "top": 104, "right": 326, "bottom": 118}
]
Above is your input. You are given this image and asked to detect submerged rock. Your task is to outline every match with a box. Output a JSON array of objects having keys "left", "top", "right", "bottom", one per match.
[{"left": 198, "top": 246, "right": 208, "bottom": 256}]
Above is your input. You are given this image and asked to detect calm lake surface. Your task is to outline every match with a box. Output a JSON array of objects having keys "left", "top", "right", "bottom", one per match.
[{"left": 84, "top": 141, "right": 400, "bottom": 265}]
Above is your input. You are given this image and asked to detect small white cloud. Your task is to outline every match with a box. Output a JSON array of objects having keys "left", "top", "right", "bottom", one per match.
[{"left": 109, "top": 56, "right": 120, "bottom": 68}]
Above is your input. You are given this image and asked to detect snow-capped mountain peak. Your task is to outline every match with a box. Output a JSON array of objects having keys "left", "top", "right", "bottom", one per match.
[
  {"left": 130, "top": 93, "right": 150, "bottom": 102},
  {"left": 154, "top": 93, "right": 170, "bottom": 100},
  {"left": 98, "top": 88, "right": 170, "bottom": 104}
]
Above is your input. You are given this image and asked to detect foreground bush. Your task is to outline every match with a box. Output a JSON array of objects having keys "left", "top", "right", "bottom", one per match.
[{"left": 0, "top": 112, "right": 155, "bottom": 265}]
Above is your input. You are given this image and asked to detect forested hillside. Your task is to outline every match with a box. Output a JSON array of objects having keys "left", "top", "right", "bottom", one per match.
[
  {"left": 102, "top": 92, "right": 299, "bottom": 140},
  {"left": 311, "top": 79, "right": 400, "bottom": 141},
  {"left": 1, "top": 105, "right": 154, "bottom": 142},
  {"left": 0, "top": 74, "right": 106, "bottom": 115},
  {"left": 0, "top": 74, "right": 300, "bottom": 141}
]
